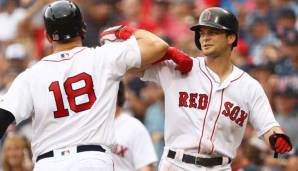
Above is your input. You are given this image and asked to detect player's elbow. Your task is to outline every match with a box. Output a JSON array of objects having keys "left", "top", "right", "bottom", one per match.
[{"left": 139, "top": 40, "right": 168, "bottom": 67}]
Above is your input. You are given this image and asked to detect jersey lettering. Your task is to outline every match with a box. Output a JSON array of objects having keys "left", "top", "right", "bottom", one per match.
[
  {"left": 49, "top": 81, "right": 70, "bottom": 118},
  {"left": 222, "top": 101, "right": 233, "bottom": 116},
  {"left": 178, "top": 92, "right": 208, "bottom": 110},
  {"left": 198, "top": 94, "right": 208, "bottom": 109},
  {"left": 179, "top": 92, "right": 188, "bottom": 107},
  {"left": 222, "top": 101, "right": 248, "bottom": 127},
  {"left": 49, "top": 72, "right": 97, "bottom": 118},
  {"left": 235, "top": 110, "right": 248, "bottom": 126},
  {"left": 189, "top": 93, "right": 198, "bottom": 108}
]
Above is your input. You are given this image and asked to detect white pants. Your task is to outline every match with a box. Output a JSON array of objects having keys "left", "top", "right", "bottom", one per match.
[
  {"left": 34, "top": 151, "right": 114, "bottom": 171},
  {"left": 158, "top": 149, "right": 231, "bottom": 171}
]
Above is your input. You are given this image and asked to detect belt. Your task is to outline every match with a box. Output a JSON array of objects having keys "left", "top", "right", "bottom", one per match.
[
  {"left": 36, "top": 145, "right": 106, "bottom": 162},
  {"left": 167, "top": 150, "right": 231, "bottom": 167}
]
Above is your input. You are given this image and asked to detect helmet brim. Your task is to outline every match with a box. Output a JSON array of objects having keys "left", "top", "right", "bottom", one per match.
[{"left": 190, "top": 22, "right": 231, "bottom": 32}]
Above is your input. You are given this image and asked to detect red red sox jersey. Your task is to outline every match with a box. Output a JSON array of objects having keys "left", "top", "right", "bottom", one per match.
[
  {"left": 112, "top": 112, "right": 157, "bottom": 171},
  {"left": 142, "top": 57, "right": 279, "bottom": 159},
  {"left": 0, "top": 37, "right": 141, "bottom": 161}
]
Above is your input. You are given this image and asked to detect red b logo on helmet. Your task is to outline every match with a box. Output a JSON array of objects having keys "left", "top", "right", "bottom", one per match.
[{"left": 202, "top": 11, "right": 212, "bottom": 21}]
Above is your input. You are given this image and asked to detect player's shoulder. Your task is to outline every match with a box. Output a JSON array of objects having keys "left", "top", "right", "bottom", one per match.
[
  {"left": 235, "top": 67, "right": 260, "bottom": 85},
  {"left": 232, "top": 66, "right": 264, "bottom": 92},
  {"left": 41, "top": 47, "right": 90, "bottom": 62}
]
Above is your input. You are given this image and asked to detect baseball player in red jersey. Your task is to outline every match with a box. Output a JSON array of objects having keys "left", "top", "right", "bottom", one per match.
[
  {"left": 101, "top": 7, "right": 294, "bottom": 171},
  {"left": 0, "top": 1, "right": 170, "bottom": 171}
]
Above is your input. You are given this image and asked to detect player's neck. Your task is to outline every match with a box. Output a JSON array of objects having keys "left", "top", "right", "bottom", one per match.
[
  {"left": 206, "top": 53, "right": 233, "bottom": 81},
  {"left": 52, "top": 39, "right": 83, "bottom": 53},
  {"left": 115, "top": 107, "right": 121, "bottom": 118}
]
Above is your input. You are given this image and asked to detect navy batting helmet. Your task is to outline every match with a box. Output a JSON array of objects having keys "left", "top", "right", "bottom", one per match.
[
  {"left": 190, "top": 7, "right": 239, "bottom": 50},
  {"left": 44, "top": 1, "right": 86, "bottom": 41}
]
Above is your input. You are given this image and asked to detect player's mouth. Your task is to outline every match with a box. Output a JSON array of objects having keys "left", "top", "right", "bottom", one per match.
[{"left": 202, "top": 44, "right": 213, "bottom": 49}]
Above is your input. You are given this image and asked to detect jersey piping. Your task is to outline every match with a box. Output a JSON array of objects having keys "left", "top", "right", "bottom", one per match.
[
  {"left": 41, "top": 48, "right": 87, "bottom": 62},
  {"left": 198, "top": 60, "right": 213, "bottom": 154}
]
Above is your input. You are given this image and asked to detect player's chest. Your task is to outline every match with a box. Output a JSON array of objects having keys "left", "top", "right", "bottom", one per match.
[{"left": 174, "top": 84, "right": 249, "bottom": 127}]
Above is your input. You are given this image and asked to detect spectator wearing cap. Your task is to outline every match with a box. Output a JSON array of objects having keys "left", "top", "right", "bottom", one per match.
[
  {"left": 273, "top": 85, "right": 298, "bottom": 148},
  {"left": 246, "top": 14, "right": 279, "bottom": 65},
  {"left": 4, "top": 43, "right": 28, "bottom": 73},
  {"left": 0, "top": 43, "right": 27, "bottom": 97},
  {"left": 275, "top": 28, "right": 298, "bottom": 76},
  {"left": 275, "top": 7, "right": 297, "bottom": 36}
]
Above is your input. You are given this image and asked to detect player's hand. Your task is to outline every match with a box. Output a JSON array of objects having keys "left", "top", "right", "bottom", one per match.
[
  {"left": 98, "top": 25, "right": 136, "bottom": 45},
  {"left": 269, "top": 133, "right": 292, "bottom": 155},
  {"left": 154, "top": 47, "right": 193, "bottom": 75}
]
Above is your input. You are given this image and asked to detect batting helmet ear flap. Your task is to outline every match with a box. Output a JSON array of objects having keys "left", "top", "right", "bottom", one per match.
[{"left": 194, "top": 31, "right": 201, "bottom": 50}]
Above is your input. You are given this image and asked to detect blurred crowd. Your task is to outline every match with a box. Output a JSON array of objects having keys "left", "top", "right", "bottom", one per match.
[{"left": 0, "top": 0, "right": 297, "bottom": 170}]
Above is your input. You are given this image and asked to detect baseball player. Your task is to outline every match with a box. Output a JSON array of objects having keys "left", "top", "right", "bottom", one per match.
[
  {"left": 112, "top": 81, "right": 157, "bottom": 171},
  {"left": 140, "top": 7, "right": 292, "bottom": 170},
  {"left": 0, "top": 1, "right": 169, "bottom": 171}
]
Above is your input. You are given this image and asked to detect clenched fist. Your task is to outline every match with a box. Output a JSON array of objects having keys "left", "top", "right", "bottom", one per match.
[{"left": 98, "top": 25, "right": 136, "bottom": 45}]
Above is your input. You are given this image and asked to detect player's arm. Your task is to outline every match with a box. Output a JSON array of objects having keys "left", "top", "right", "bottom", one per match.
[
  {"left": 0, "top": 108, "right": 15, "bottom": 139},
  {"left": 127, "top": 46, "right": 193, "bottom": 77},
  {"left": 98, "top": 26, "right": 193, "bottom": 75},
  {"left": 249, "top": 82, "right": 292, "bottom": 157},
  {"left": 138, "top": 164, "right": 155, "bottom": 171},
  {"left": 99, "top": 25, "right": 168, "bottom": 67}
]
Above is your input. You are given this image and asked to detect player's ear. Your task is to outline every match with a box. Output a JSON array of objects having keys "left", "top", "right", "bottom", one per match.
[
  {"left": 227, "top": 33, "right": 236, "bottom": 46},
  {"left": 45, "top": 31, "right": 53, "bottom": 43}
]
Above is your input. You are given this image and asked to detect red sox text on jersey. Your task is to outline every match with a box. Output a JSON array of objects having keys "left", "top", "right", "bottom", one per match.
[{"left": 178, "top": 92, "right": 248, "bottom": 127}]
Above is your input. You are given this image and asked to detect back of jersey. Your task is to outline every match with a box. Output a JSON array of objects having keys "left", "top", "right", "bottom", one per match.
[{"left": 0, "top": 37, "right": 141, "bottom": 160}]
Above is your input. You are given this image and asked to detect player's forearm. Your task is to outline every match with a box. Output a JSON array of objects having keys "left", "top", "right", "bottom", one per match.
[
  {"left": 0, "top": 108, "right": 15, "bottom": 139},
  {"left": 134, "top": 30, "right": 169, "bottom": 67},
  {"left": 263, "top": 126, "right": 284, "bottom": 145}
]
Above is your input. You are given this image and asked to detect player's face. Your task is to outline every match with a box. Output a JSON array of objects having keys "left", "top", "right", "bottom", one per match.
[{"left": 199, "top": 26, "right": 230, "bottom": 57}]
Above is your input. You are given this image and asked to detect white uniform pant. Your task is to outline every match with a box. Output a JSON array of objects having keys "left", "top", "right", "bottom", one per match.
[
  {"left": 34, "top": 151, "right": 114, "bottom": 171},
  {"left": 158, "top": 149, "right": 231, "bottom": 171}
]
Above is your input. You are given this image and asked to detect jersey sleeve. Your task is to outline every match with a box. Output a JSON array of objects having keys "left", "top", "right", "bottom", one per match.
[
  {"left": 142, "top": 60, "right": 177, "bottom": 86},
  {"left": 131, "top": 121, "right": 157, "bottom": 169},
  {"left": 98, "top": 36, "right": 141, "bottom": 78},
  {"left": 0, "top": 72, "right": 33, "bottom": 124},
  {"left": 248, "top": 81, "right": 279, "bottom": 137}
]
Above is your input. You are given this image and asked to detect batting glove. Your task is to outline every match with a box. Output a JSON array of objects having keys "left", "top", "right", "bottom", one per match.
[
  {"left": 154, "top": 47, "right": 193, "bottom": 75},
  {"left": 98, "top": 25, "right": 136, "bottom": 45},
  {"left": 269, "top": 133, "right": 292, "bottom": 155}
]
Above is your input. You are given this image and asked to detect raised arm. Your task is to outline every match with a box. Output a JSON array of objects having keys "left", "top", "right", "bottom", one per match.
[
  {"left": 99, "top": 25, "right": 193, "bottom": 75},
  {"left": 99, "top": 25, "right": 168, "bottom": 67}
]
